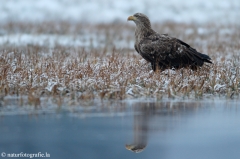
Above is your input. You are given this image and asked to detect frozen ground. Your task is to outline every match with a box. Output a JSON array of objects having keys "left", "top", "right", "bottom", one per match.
[{"left": 0, "top": 0, "right": 239, "bottom": 24}]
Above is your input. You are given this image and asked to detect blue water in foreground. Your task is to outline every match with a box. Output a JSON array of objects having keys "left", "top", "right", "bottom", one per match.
[{"left": 0, "top": 100, "right": 240, "bottom": 159}]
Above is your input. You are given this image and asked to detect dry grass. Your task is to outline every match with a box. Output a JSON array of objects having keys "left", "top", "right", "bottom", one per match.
[{"left": 0, "top": 22, "right": 240, "bottom": 105}]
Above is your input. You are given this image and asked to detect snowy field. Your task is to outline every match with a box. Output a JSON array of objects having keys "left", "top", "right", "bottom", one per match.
[
  {"left": 0, "top": 0, "right": 240, "bottom": 106},
  {"left": 0, "top": 0, "right": 239, "bottom": 24},
  {"left": 0, "top": 0, "right": 239, "bottom": 47}
]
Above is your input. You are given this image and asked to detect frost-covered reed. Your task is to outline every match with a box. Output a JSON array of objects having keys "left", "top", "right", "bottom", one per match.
[{"left": 0, "top": 22, "right": 239, "bottom": 104}]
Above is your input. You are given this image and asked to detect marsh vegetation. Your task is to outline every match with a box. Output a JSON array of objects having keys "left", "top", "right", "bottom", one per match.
[{"left": 0, "top": 22, "right": 239, "bottom": 106}]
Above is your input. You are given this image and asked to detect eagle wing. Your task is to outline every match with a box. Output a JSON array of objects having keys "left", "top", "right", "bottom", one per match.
[{"left": 138, "top": 34, "right": 212, "bottom": 70}]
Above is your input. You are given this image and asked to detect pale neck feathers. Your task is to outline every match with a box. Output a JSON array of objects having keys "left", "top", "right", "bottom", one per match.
[{"left": 135, "top": 21, "right": 156, "bottom": 40}]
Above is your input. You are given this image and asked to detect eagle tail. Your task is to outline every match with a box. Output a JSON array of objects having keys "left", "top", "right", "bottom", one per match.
[
  {"left": 193, "top": 51, "right": 212, "bottom": 64},
  {"left": 188, "top": 48, "right": 212, "bottom": 65}
]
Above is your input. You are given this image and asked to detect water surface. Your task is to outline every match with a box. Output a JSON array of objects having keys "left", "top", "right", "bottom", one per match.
[{"left": 0, "top": 99, "right": 240, "bottom": 159}]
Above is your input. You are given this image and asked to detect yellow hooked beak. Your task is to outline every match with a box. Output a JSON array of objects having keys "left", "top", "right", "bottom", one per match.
[{"left": 127, "top": 15, "right": 136, "bottom": 21}]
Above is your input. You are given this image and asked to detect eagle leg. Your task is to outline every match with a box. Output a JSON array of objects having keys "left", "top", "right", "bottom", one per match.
[{"left": 151, "top": 62, "right": 156, "bottom": 71}]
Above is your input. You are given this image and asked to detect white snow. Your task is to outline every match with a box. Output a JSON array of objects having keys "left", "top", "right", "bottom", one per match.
[
  {"left": 0, "top": 33, "right": 128, "bottom": 48},
  {"left": 0, "top": 34, "right": 91, "bottom": 47},
  {"left": 46, "top": 79, "right": 58, "bottom": 92},
  {"left": 0, "top": 0, "right": 239, "bottom": 24},
  {"left": 214, "top": 84, "right": 226, "bottom": 91}
]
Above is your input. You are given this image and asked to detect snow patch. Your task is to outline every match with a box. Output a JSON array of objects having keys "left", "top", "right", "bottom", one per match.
[{"left": 0, "top": 0, "right": 239, "bottom": 24}]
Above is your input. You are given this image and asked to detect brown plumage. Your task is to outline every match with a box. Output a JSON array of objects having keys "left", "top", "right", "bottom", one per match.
[{"left": 127, "top": 13, "right": 212, "bottom": 71}]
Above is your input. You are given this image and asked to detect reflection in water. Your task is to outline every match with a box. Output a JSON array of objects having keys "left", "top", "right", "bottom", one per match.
[
  {"left": 125, "top": 104, "right": 152, "bottom": 153},
  {"left": 125, "top": 102, "right": 201, "bottom": 153}
]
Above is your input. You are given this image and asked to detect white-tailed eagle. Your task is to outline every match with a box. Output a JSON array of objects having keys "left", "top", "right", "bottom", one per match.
[{"left": 127, "top": 13, "right": 212, "bottom": 71}]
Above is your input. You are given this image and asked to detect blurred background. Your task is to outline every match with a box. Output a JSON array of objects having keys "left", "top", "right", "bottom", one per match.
[{"left": 0, "top": 0, "right": 239, "bottom": 24}]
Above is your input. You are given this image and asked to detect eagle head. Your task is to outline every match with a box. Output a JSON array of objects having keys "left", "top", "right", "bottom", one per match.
[{"left": 127, "top": 13, "right": 151, "bottom": 28}]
